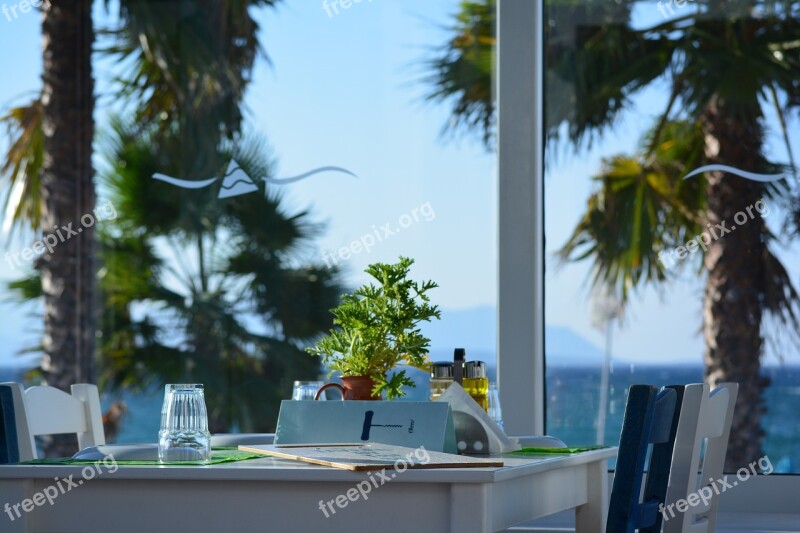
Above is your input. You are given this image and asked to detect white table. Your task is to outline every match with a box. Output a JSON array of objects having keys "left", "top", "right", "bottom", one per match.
[{"left": 0, "top": 446, "right": 616, "bottom": 533}]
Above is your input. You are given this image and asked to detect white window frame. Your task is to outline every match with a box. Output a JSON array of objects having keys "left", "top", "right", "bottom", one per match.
[{"left": 497, "top": 0, "right": 544, "bottom": 436}]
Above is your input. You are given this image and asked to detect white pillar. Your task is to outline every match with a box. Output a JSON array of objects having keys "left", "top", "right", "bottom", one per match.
[{"left": 497, "top": 0, "right": 544, "bottom": 435}]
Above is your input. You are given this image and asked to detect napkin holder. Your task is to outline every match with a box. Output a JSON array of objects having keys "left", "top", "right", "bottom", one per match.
[{"left": 435, "top": 382, "right": 521, "bottom": 454}]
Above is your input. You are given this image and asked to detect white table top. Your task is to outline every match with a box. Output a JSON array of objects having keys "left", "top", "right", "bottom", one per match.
[{"left": 0, "top": 447, "right": 616, "bottom": 483}]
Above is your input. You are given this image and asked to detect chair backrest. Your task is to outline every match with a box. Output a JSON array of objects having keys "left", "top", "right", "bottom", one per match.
[
  {"left": 0, "top": 382, "right": 105, "bottom": 461},
  {"left": 662, "top": 383, "right": 738, "bottom": 533},
  {"left": 607, "top": 384, "right": 680, "bottom": 533},
  {"left": 0, "top": 384, "right": 26, "bottom": 464}
]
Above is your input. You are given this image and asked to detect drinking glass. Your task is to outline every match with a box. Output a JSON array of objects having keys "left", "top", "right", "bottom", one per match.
[
  {"left": 292, "top": 380, "right": 325, "bottom": 401},
  {"left": 158, "top": 384, "right": 211, "bottom": 463},
  {"left": 488, "top": 382, "right": 504, "bottom": 430}
]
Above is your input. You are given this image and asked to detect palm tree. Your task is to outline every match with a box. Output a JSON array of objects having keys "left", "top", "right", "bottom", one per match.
[
  {"left": 0, "top": 0, "right": 101, "bottom": 456},
  {"left": 590, "top": 284, "right": 623, "bottom": 445},
  {"left": 38, "top": 0, "right": 96, "bottom": 394},
  {"left": 424, "top": 0, "right": 800, "bottom": 468},
  {"left": 1, "top": 0, "right": 282, "bottom": 445}
]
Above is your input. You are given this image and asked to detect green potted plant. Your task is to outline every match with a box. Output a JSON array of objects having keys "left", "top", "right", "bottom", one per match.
[{"left": 307, "top": 257, "right": 441, "bottom": 400}]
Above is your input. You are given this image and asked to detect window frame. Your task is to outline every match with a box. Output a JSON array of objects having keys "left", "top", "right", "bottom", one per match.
[{"left": 497, "top": 0, "right": 545, "bottom": 436}]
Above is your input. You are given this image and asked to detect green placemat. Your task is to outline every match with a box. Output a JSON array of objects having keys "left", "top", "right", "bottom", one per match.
[
  {"left": 507, "top": 445, "right": 609, "bottom": 455},
  {"left": 21, "top": 449, "right": 264, "bottom": 466}
]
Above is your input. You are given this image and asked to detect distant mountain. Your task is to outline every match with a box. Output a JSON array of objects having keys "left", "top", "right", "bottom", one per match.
[
  {"left": 545, "top": 324, "right": 605, "bottom": 366},
  {"left": 423, "top": 305, "right": 610, "bottom": 369},
  {"left": 424, "top": 304, "right": 495, "bottom": 358}
]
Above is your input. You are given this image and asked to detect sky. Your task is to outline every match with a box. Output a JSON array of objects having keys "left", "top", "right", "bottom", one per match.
[{"left": 0, "top": 0, "right": 798, "bottom": 368}]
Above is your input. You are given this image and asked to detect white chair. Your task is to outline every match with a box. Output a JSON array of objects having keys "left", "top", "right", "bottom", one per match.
[
  {"left": 0, "top": 382, "right": 105, "bottom": 461},
  {"left": 662, "top": 382, "right": 738, "bottom": 533}
]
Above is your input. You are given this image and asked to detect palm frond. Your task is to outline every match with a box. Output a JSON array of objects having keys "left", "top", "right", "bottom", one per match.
[
  {"left": 101, "top": 0, "right": 281, "bottom": 141},
  {"left": 5, "top": 273, "right": 42, "bottom": 302},
  {"left": 421, "top": 0, "right": 496, "bottom": 147},
  {"left": 0, "top": 98, "right": 44, "bottom": 239},
  {"left": 558, "top": 120, "right": 707, "bottom": 302}
]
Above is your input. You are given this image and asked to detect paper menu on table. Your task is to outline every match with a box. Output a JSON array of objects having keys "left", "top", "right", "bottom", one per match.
[{"left": 239, "top": 443, "right": 503, "bottom": 471}]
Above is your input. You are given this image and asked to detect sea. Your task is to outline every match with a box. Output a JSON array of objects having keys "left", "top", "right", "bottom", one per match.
[
  {"left": 1, "top": 365, "right": 797, "bottom": 473},
  {"left": 546, "top": 364, "right": 799, "bottom": 473}
]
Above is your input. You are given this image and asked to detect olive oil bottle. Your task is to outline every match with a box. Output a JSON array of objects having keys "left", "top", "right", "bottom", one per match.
[{"left": 463, "top": 360, "right": 489, "bottom": 412}]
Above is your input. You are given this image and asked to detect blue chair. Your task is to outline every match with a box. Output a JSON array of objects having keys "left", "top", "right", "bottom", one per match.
[
  {"left": 607, "top": 384, "right": 681, "bottom": 533},
  {"left": 0, "top": 384, "right": 24, "bottom": 463}
]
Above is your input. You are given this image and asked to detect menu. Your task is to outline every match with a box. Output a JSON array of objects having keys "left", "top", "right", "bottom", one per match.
[{"left": 238, "top": 443, "right": 503, "bottom": 471}]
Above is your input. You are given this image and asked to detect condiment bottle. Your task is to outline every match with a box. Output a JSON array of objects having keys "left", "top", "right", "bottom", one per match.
[
  {"left": 463, "top": 361, "right": 489, "bottom": 412},
  {"left": 453, "top": 348, "right": 465, "bottom": 385},
  {"left": 430, "top": 362, "right": 454, "bottom": 401}
]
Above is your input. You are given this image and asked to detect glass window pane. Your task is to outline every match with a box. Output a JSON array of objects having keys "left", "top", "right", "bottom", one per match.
[
  {"left": 0, "top": 1, "right": 496, "bottom": 445},
  {"left": 544, "top": 0, "right": 800, "bottom": 474}
]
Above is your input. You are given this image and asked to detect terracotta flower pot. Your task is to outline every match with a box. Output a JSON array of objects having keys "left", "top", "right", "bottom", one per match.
[{"left": 314, "top": 376, "right": 381, "bottom": 401}]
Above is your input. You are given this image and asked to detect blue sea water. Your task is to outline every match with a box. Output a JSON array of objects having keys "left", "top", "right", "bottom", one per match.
[
  {"left": 1, "top": 365, "right": 797, "bottom": 472},
  {"left": 547, "top": 364, "right": 799, "bottom": 473}
]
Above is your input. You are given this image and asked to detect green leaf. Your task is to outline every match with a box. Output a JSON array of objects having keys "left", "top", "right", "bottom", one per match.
[{"left": 306, "top": 257, "right": 441, "bottom": 399}]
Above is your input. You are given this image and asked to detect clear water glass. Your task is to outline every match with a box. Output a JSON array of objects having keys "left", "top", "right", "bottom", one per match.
[
  {"left": 158, "top": 384, "right": 211, "bottom": 463},
  {"left": 292, "top": 380, "right": 325, "bottom": 401},
  {"left": 488, "top": 382, "right": 504, "bottom": 430}
]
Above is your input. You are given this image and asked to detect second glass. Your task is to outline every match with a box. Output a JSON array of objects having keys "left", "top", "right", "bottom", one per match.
[
  {"left": 488, "top": 382, "right": 504, "bottom": 430},
  {"left": 158, "top": 384, "right": 211, "bottom": 463},
  {"left": 292, "top": 380, "right": 326, "bottom": 401}
]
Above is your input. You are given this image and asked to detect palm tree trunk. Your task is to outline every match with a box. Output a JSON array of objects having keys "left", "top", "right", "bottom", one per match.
[
  {"left": 702, "top": 99, "right": 768, "bottom": 471},
  {"left": 39, "top": 0, "right": 96, "bottom": 456}
]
